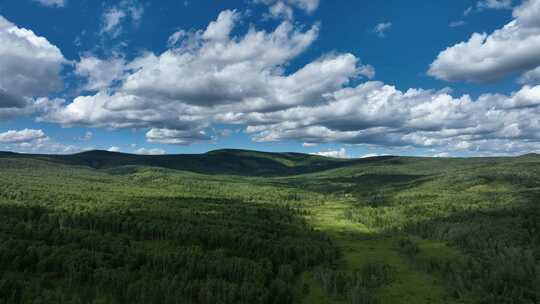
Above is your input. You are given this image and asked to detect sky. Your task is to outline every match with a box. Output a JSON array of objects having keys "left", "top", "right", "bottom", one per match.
[{"left": 0, "top": 0, "right": 540, "bottom": 157}]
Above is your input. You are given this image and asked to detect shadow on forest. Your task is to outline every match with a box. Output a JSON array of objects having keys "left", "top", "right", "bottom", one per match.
[
  {"left": 396, "top": 190, "right": 540, "bottom": 304},
  {"left": 0, "top": 192, "right": 339, "bottom": 304},
  {"left": 0, "top": 150, "right": 398, "bottom": 177},
  {"left": 272, "top": 173, "right": 433, "bottom": 201}
]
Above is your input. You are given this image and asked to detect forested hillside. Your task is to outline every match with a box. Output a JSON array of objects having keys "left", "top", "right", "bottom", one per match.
[
  {"left": 0, "top": 149, "right": 389, "bottom": 176},
  {"left": 0, "top": 151, "right": 538, "bottom": 303}
]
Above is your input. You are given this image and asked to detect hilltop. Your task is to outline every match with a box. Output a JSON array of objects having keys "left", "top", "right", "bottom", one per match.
[{"left": 0, "top": 149, "right": 395, "bottom": 176}]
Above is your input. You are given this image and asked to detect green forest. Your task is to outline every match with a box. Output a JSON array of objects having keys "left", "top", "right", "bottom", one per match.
[{"left": 0, "top": 149, "right": 538, "bottom": 304}]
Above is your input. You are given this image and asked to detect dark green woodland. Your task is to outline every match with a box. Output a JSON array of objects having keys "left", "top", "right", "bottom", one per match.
[{"left": 0, "top": 149, "right": 538, "bottom": 303}]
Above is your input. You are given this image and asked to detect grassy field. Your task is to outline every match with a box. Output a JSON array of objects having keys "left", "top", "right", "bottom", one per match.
[
  {"left": 299, "top": 200, "right": 465, "bottom": 304},
  {"left": 0, "top": 150, "right": 538, "bottom": 303}
]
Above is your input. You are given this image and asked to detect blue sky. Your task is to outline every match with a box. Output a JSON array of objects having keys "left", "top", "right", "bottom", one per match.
[{"left": 0, "top": 0, "right": 539, "bottom": 157}]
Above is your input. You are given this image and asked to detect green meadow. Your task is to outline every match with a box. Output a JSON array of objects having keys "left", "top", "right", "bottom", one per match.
[{"left": 0, "top": 150, "right": 538, "bottom": 303}]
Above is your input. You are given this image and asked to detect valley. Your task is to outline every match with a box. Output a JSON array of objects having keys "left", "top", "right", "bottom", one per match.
[{"left": 0, "top": 150, "right": 538, "bottom": 303}]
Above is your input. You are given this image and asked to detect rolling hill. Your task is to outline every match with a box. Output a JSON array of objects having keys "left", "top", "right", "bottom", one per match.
[{"left": 0, "top": 149, "right": 395, "bottom": 176}]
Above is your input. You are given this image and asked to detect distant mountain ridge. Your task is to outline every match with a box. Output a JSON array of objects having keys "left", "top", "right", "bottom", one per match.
[{"left": 0, "top": 149, "right": 395, "bottom": 176}]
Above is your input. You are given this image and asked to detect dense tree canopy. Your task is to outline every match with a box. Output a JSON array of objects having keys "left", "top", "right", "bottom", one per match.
[{"left": 0, "top": 152, "right": 539, "bottom": 303}]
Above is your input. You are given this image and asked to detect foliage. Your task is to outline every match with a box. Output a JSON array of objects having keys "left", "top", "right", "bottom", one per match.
[{"left": 0, "top": 158, "right": 336, "bottom": 304}]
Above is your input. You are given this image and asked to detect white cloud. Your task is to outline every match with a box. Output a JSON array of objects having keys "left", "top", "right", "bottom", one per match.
[
  {"left": 0, "top": 129, "right": 46, "bottom": 144},
  {"left": 107, "top": 146, "right": 121, "bottom": 152},
  {"left": 120, "top": 18, "right": 321, "bottom": 110},
  {"left": 146, "top": 128, "right": 210, "bottom": 145},
  {"left": 32, "top": 0, "right": 66, "bottom": 8},
  {"left": 0, "top": 15, "right": 66, "bottom": 118},
  {"left": 203, "top": 10, "right": 238, "bottom": 41},
  {"left": 312, "top": 148, "right": 349, "bottom": 158},
  {"left": 358, "top": 64, "right": 376, "bottom": 79},
  {"left": 16, "top": 139, "right": 81, "bottom": 154},
  {"left": 39, "top": 9, "right": 540, "bottom": 156},
  {"left": 134, "top": 147, "right": 166, "bottom": 155},
  {"left": 44, "top": 11, "right": 341, "bottom": 144},
  {"left": 242, "top": 81, "right": 540, "bottom": 155},
  {"left": 101, "top": 0, "right": 144, "bottom": 38},
  {"left": 513, "top": 0, "right": 540, "bottom": 28},
  {"left": 0, "top": 98, "right": 58, "bottom": 121},
  {"left": 75, "top": 55, "right": 127, "bottom": 91},
  {"left": 429, "top": 0, "right": 540, "bottom": 83},
  {"left": 372, "top": 22, "right": 392, "bottom": 37},
  {"left": 0, "top": 128, "right": 81, "bottom": 154}
]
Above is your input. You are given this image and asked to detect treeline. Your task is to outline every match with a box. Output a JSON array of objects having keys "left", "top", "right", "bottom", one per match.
[{"left": 313, "top": 263, "right": 395, "bottom": 304}]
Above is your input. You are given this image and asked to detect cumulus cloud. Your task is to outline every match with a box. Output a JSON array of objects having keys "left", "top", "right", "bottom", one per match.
[
  {"left": 514, "top": 0, "right": 540, "bottom": 28},
  {"left": 0, "top": 129, "right": 46, "bottom": 144},
  {"left": 0, "top": 16, "right": 66, "bottom": 119},
  {"left": 121, "top": 18, "right": 322, "bottom": 109},
  {"left": 0, "top": 17, "right": 65, "bottom": 97},
  {"left": 241, "top": 81, "right": 540, "bottom": 155},
  {"left": 33, "top": 0, "right": 66, "bottom": 7},
  {"left": 0, "top": 128, "right": 81, "bottom": 154},
  {"left": 46, "top": 11, "right": 363, "bottom": 140},
  {"left": 0, "top": 98, "right": 57, "bottom": 121},
  {"left": 203, "top": 10, "right": 238, "bottom": 41},
  {"left": 312, "top": 148, "right": 349, "bottom": 158},
  {"left": 429, "top": 0, "right": 540, "bottom": 83},
  {"left": 40, "top": 9, "right": 540, "bottom": 155},
  {"left": 101, "top": 0, "right": 144, "bottom": 38},
  {"left": 134, "top": 147, "right": 166, "bottom": 155},
  {"left": 146, "top": 128, "right": 210, "bottom": 145},
  {"left": 372, "top": 22, "right": 392, "bottom": 38},
  {"left": 75, "top": 55, "right": 127, "bottom": 91},
  {"left": 14, "top": 139, "right": 81, "bottom": 154}
]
